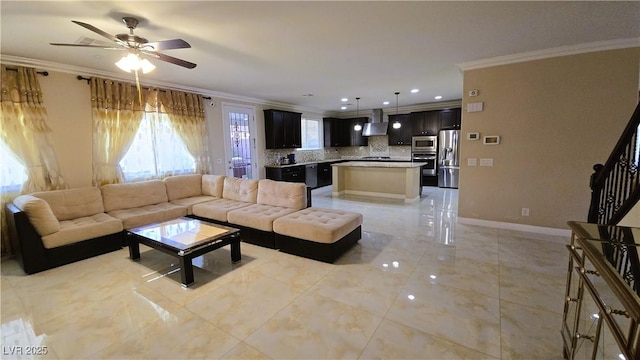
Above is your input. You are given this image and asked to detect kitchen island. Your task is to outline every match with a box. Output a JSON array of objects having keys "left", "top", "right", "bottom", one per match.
[{"left": 331, "top": 161, "right": 427, "bottom": 203}]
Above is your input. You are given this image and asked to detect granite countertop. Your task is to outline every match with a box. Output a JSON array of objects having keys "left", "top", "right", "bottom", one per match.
[
  {"left": 265, "top": 156, "right": 414, "bottom": 168},
  {"left": 264, "top": 159, "right": 344, "bottom": 169},
  {"left": 332, "top": 161, "right": 428, "bottom": 168}
]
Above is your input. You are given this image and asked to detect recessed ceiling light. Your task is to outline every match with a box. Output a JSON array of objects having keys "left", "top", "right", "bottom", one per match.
[
  {"left": 383, "top": 101, "right": 390, "bottom": 105},
  {"left": 434, "top": 95, "right": 443, "bottom": 100},
  {"left": 341, "top": 98, "right": 348, "bottom": 102},
  {"left": 302, "top": 93, "right": 314, "bottom": 97},
  {"left": 341, "top": 106, "right": 347, "bottom": 110},
  {"left": 411, "top": 89, "right": 419, "bottom": 93}
]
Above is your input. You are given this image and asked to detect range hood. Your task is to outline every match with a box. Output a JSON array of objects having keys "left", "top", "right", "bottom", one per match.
[{"left": 362, "top": 109, "right": 388, "bottom": 136}]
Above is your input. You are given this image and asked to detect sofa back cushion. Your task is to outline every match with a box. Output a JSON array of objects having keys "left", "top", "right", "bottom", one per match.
[
  {"left": 257, "top": 179, "right": 307, "bottom": 210},
  {"left": 31, "top": 187, "right": 105, "bottom": 221},
  {"left": 101, "top": 180, "right": 168, "bottom": 212},
  {"left": 222, "top": 177, "right": 259, "bottom": 203},
  {"left": 164, "top": 174, "right": 202, "bottom": 201},
  {"left": 202, "top": 175, "right": 225, "bottom": 198},
  {"left": 13, "top": 195, "right": 60, "bottom": 236}
]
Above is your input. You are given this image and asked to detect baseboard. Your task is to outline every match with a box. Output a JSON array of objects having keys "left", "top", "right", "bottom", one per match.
[{"left": 457, "top": 217, "right": 571, "bottom": 239}]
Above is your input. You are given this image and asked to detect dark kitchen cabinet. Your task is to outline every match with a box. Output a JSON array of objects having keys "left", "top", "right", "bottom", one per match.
[
  {"left": 323, "top": 117, "right": 349, "bottom": 147},
  {"left": 411, "top": 108, "right": 461, "bottom": 135},
  {"left": 349, "top": 117, "right": 368, "bottom": 146},
  {"left": 439, "top": 108, "right": 461, "bottom": 130},
  {"left": 387, "top": 114, "right": 412, "bottom": 146},
  {"left": 411, "top": 110, "right": 440, "bottom": 136},
  {"left": 264, "top": 109, "right": 302, "bottom": 149},
  {"left": 323, "top": 117, "right": 369, "bottom": 147},
  {"left": 317, "top": 162, "right": 333, "bottom": 187},
  {"left": 265, "top": 165, "right": 305, "bottom": 183}
]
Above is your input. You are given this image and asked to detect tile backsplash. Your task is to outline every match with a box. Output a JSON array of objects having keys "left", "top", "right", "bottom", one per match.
[{"left": 265, "top": 136, "right": 411, "bottom": 165}]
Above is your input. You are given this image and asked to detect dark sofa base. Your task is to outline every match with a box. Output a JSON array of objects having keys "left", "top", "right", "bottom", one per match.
[
  {"left": 5, "top": 203, "right": 123, "bottom": 275},
  {"left": 188, "top": 215, "right": 277, "bottom": 249},
  {"left": 189, "top": 215, "right": 361, "bottom": 262},
  {"left": 275, "top": 226, "right": 361, "bottom": 263}
]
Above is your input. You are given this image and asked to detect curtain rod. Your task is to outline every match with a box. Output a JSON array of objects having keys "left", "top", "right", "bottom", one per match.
[
  {"left": 76, "top": 75, "right": 212, "bottom": 99},
  {"left": 5, "top": 67, "right": 49, "bottom": 76}
]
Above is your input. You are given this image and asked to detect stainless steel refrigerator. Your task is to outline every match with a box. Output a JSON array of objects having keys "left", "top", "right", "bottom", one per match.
[{"left": 438, "top": 129, "right": 460, "bottom": 188}]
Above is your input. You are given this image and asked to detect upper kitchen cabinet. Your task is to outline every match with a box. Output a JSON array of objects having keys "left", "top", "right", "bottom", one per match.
[
  {"left": 411, "top": 110, "right": 439, "bottom": 136},
  {"left": 323, "top": 117, "right": 353, "bottom": 147},
  {"left": 438, "top": 108, "right": 461, "bottom": 130},
  {"left": 264, "top": 109, "right": 302, "bottom": 149},
  {"left": 387, "top": 114, "right": 412, "bottom": 146},
  {"left": 410, "top": 108, "right": 462, "bottom": 135},
  {"left": 349, "top": 117, "right": 368, "bottom": 146}
]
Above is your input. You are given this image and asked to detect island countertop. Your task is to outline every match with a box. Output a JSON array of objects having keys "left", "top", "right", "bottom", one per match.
[{"left": 332, "top": 161, "right": 427, "bottom": 168}]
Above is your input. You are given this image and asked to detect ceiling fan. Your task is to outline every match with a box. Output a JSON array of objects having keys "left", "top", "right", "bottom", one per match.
[{"left": 50, "top": 17, "right": 197, "bottom": 71}]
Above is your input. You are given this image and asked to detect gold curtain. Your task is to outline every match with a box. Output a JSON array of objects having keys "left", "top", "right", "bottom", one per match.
[
  {"left": 0, "top": 65, "right": 67, "bottom": 255},
  {"left": 91, "top": 77, "right": 147, "bottom": 186},
  {"left": 159, "top": 90, "right": 211, "bottom": 174}
]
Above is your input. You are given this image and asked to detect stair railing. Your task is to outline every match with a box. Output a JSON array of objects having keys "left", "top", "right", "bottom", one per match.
[{"left": 588, "top": 102, "right": 640, "bottom": 225}]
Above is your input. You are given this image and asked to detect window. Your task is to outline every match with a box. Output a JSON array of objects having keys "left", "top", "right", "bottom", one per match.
[
  {"left": 0, "top": 142, "right": 27, "bottom": 191},
  {"left": 301, "top": 118, "right": 323, "bottom": 150},
  {"left": 120, "top": 112, "right": 195, "bottom": 182}
]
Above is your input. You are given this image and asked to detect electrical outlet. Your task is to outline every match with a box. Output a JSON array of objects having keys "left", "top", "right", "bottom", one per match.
[{"left": 521, "top": 208, "right": 529, "bottom": 216}]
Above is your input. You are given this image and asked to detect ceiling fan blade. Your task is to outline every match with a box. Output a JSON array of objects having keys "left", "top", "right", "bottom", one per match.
[
  {"left": 71, "top": 20, "right": 121, "bottom": 43},
  {"left": 143, "top": 51, "right": 197, "bottom": 69},
  {"left": 49, "top": 43, "right": 123, "bottom": 50},
  {"left": 145, "top": 39, "right": 191, "bottom": 51}
]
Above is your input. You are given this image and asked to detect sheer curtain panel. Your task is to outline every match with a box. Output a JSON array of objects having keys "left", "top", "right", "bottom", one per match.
[
  {"left": 91, "top": 77, "right": 146, "bottom": 186},
  {"left": 0, "top": 65, "right": 66, "bottom": 255},
  {"left": 159, "top": 90, "right": 211, "bottom": 174}
]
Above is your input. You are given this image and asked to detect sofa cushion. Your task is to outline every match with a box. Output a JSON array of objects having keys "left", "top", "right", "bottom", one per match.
[
  {"left": 227, "top": 204, "right": 298, "bottom": 232},
  {"left": 273, "top": 207, "right": 363, "bottom": 244},
  {"left": 222, "top": 177, "right": 259, "bottom": 203},
  {"left": 31, "top": 187, "right": 104, "bottom": 221},
  {"left": 257, "top": 179, "right": 307, "bottom": 210},
  {"left": 192, "top": 199, "right": 252, "bottom": 222},
  {"left": 202, "top": 175, "right": 225, "bottom": 198},
  {"left": 163, "top": 174, "right": 203, "bottom": 201},
  {"left": 101, "top": 180, "right": 168, "bottom": 212},
  {"left": 107, "top": 202, "right": 187, "bottom": 230},
  {"left": 13, "top": 195, "right": 60, "bottom": 236},
  {"left": 41, "top": 213, "right": 123, "bottom": 249},
  {"left": 170, "top": 195, "right": 218, "bottom": 215}
]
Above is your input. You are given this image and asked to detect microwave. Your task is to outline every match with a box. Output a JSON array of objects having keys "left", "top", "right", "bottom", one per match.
[{"left": 411, "top": 136, "right": 437, "bottom": 153}]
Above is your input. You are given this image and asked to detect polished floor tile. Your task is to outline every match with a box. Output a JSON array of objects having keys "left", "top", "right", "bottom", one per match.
[{"left": 0, "top": 186, "right": 570, "bottom": 359}]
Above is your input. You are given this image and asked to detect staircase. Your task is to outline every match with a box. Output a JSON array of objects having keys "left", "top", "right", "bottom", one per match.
[{"left": 588, "top": 102, "right": 640, "bottom": 225}]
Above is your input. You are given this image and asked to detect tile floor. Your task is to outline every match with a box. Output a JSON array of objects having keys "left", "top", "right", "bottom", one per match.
[{"left": 1, "top": 186, "right": 569, "bottom": 359}]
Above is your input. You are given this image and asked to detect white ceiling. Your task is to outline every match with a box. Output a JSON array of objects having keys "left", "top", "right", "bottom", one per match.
[{"left": 1, "top": 1, "right": 639, "bottom": 113}]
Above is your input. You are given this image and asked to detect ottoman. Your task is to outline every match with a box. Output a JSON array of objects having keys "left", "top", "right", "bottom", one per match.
[{"left": 273, "top": 207, "right": 363, "bottom": 263}]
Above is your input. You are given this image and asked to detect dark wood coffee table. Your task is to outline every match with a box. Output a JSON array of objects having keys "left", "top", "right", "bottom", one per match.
[{"left": 127, "top": 217, "right": 241, "bottom": 287}]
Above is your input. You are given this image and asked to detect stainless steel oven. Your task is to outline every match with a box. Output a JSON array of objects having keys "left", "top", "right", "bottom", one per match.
[
  {"left": 411, "top": 136, "right": 437, "bottom": 153},
  {"left": 412, "top": 153, "right": 437, "bottom": 176}
]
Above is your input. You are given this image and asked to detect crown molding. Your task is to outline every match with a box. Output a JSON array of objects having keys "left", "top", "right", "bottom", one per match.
[
  {"left": 456, "top": 37, "right": 640, "bottom": 72},
  {"left": 0, "top": 54, "right": 328, "bottom": 115}
]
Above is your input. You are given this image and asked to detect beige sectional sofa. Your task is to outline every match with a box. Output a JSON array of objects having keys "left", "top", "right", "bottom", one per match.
[{"left": 6, "top": 174, "right": 362, "bottom": 274}]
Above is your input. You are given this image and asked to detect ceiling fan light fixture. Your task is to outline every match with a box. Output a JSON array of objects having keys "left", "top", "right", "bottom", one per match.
[{"left": 115, "top": 52, "right": 155, "bottom": 74}]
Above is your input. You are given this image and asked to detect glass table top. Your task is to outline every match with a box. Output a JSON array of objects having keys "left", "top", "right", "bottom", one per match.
[{"left": 128, "top": 217, "right": 239, "bottom": 251}]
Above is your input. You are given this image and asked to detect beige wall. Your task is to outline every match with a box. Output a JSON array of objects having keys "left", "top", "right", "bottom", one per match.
[{"left": 459, "top": 48, "right": 640, "bottom": 230}]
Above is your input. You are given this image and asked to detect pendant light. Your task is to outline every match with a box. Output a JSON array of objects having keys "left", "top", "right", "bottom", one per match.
[
  {"left": 354, "top": 97, "right": 362, "bottom": 131},
  {"left": 392, "top": 92, "right": 401, "bottom": 129}
]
